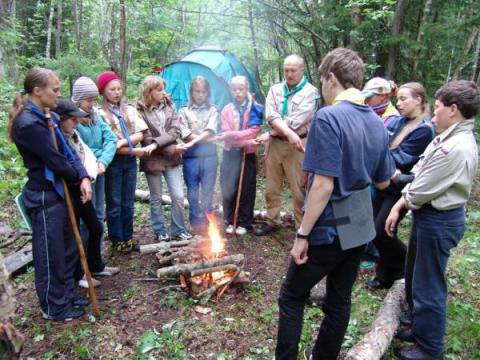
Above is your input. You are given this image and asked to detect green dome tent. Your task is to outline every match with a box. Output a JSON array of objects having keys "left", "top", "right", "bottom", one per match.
[{"left": 157, "top": 46, "right": 260, "bottom": 110}]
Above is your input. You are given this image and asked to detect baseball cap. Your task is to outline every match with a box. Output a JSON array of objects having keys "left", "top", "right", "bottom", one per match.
[
  {"left": 362, "top": 77, "right": 393, "bottom": 99},
  {"left": 51, "top": 98, "right": 89, "bottom": 119}
]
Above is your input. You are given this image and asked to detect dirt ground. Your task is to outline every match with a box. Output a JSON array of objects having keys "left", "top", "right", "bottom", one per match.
[{"left": 8, "top": 204, "right": 379, "bottom": 359}]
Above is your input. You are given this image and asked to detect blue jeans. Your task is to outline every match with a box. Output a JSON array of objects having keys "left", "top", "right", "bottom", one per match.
[
  {"left": 105, "top": 155, "right": 137, "bottom": 243},
  {"left": 80, "top": 174, "right": 105, "bottom": 246},
  {"left": 406, "top": 206, "right": 465, "bottom": 356},
  {"left": 183, "top": 154, "right": 217, "bottom": 227},
  {"left": 145, "top": 165, "right": 187, "bottom": 237}
]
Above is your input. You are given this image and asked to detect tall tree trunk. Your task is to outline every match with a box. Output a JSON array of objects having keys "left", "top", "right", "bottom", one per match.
[
  {"left": 0, "top": 0, "right": 17, "bottom": 80},
  {"left": 45, "top": 0, "right": 54, "bottom": 59},
  {"left": 119, "top": 0, "right": 127, "bottom": 92},
  {"left": 412, "top": 0, "right": 432, "bottom": 79},
  {"left": 471, "top": 32, "right": 480, "bottom": 83},
  {"left": 452, "top": 27, "right": 479, "bottom": 80},
  {"left": 386, "top": 0, "right": 409, "bottom": 79},
  {"left": 248, "top": 0, "right": 263, "bottom": 99},
  {"left": 73, "top": 0, "right": 81, "bottom": 51},
  {"left": 55, "top": 0, "right": 62, "bottom": 58}
]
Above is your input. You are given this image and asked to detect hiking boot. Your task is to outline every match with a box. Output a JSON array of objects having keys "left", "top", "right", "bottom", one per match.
[
  {"left": 400, "top": 310, "right": 413, "bottom": 326},
  {"left": 254, "top": 223, "right": 276, "bottom": 236},
  {"left": 394, "top": 344, "right": 443, "bottom": 360},
  {"left": 396, "top": 327, "right": 415, "bottom": 342},
  {"left": 367, "top": 277, "right": 392, "bottom": 290},
  {"left": 93, "top": 266, "right": 120, "bottom": 277},
  {"left": 78, "top": 275, "right": 101, "bottom": 289}
]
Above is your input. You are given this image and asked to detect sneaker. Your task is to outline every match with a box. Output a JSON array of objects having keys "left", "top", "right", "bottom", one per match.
[
  {"left": 93, "top": 266, "right": 120, "bottom": 277},
  {"left": 176, "top": 232, "right": 193, "bottom": 240},
  {"left": 42, "top": 306, "right": 85, "bottom": 321},
  {"left": 225, "top": 225, "right": 234, "bottom": 234},
  {"left": 78, "top": 275, "right": 102, "bottom": 289},
  {"left": 73, "top": 296, "right": 90, "bottom": 307},
  {"left": 156, "top": 233, "right": 170, "bottom": 242},
  {"left": 235, "top": 226, "right": 247, "bottom": 236}
]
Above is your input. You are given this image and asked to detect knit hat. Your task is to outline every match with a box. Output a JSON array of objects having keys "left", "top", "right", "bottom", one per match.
[
  {"left": 72, "top": 76, "right": 99, "bottom": 105},
  {"left": 362, "top": 77, "right": 393, "bottom": 99},
  {"left": 97, "top": 71, "right": 121, "bottom": 95}
]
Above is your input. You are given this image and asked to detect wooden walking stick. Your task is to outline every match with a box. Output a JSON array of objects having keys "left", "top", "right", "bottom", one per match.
[
  {"left": 232, "top": 148, "right": 246, "bottom": 236},
  {"left": 46, "top": 111, "right": 100, "bottom": 317}
]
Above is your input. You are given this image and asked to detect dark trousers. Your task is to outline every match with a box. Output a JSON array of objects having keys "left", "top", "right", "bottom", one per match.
[
  {"left": 71, "top": 188, "right": 105, "bottom": 280},
  {"left": 23, "top": 188, "right": 78, "bottom": 320},
  {"left": 183, "top": 154, "right": 218, "bottom": 227},
  {"left": 220, "top": 149, "right": 256, "bottom": 229},
  {"left": 405, "top": 206, "right": 465, "bottom": 356},
  {"left": 276, "top": 239, "right": 365, "bottom": 360},
  {"left": 105, "top": 155, "right": 137, "bottom": 243},
  {"left": 372, "top": 191, "right": 407, "bottom": 284}
]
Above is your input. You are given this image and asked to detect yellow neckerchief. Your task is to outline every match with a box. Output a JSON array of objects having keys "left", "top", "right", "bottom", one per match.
[
  {"left": 383, "top": 101, "right": 400, "bottom": 118},
  {"left": 331, "top": 88, "right": 365, "bottom": 106}
]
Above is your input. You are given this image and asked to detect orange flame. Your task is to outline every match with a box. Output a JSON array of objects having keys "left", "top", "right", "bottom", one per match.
[{"left": 206, "top": 213, "right": 225, "bottom": 256}]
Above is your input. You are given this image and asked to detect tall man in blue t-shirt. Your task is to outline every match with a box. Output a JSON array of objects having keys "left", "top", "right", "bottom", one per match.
[{"left": 275, "top": 48, "right": 395, "bottom": 360}]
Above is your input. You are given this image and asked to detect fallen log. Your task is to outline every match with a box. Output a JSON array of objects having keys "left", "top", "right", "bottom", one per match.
[
  {"left": 344, "top": 280, "right": 405, "bottom": 360},
  {"left": 4, "top": 243, "right": 33, "bottom": 277},
  {"left": 139, "top": 239, "right": 194, "bottom": 255},
  {"left": 135, "top": 190, "right": 294, "bottom": 223},
  {"left": 156, "top": 254, "right": 244, "bottom": 278}
]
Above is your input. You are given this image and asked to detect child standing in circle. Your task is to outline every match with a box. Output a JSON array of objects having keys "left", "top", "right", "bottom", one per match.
[
  {"left": 218, "top": 76, "right": 263, "bottom": 235},
  {"left": 72, "top": 77, "right": 117, "bottom": 255},
  {"left": 178, "top": 76, "right": 219, "bottom": 233},
  {"left": 52, "top": 98, "right": 120, "bottom": 288},
  {"left": 97, "top": 71, "right": 148, "bottom": 253},
  {"left": 9, "top": 68, "right": 91, "bottom": 321},
  {"left": 137, "top": 75, "right": 192, "bottom": 241}
]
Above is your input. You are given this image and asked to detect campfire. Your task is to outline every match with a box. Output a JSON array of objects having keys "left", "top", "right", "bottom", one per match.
[{"left": 140, "top": 214, "right": 249, "bottom": 303}]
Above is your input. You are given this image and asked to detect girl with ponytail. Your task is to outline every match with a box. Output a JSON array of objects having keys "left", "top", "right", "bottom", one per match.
[{"left": 10, "top": 67, "right": 92, "bottom": 321}]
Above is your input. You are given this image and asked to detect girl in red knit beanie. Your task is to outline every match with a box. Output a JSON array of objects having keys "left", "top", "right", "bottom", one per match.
[{"left": 96, "top": 71, "right": 149, "bottom": 253}]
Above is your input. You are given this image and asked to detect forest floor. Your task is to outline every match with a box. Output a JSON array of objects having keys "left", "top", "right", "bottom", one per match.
[{"left": 1, "top": 156, "right": 479, "bottom": 359}]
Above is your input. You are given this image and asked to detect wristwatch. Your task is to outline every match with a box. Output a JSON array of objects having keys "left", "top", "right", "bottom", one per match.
[{"left": 296, "top": 231, "right": 309, "bottom": 240}]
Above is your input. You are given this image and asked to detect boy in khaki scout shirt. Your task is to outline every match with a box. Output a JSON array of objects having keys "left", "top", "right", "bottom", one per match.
[{"left": 386, "top": 80, "right": 480, "bottom": 360}]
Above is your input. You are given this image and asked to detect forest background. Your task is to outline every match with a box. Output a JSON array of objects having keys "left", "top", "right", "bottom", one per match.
[{"left": 0, "top": 1, "right": 480, "bottom": 359}]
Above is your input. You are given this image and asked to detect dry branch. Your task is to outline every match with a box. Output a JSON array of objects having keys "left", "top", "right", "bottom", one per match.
[
  {"left": 139, "top": 239, "right": 194, "bottom": 255},
  {"left": 344, "top": 280, "right": 405, "bottom": 360},
  {"left": 156, "top": 254, "right": 244, "bottom": 278}
]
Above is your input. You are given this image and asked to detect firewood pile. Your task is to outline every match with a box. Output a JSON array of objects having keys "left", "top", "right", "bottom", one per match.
[{"left": 140, "top": 215, "right": 249, "bottom": 304}]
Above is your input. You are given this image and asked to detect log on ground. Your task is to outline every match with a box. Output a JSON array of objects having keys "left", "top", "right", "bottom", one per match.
[
  {"left": 157, "top": 254, "right": 244, "bottom": 278},
  {"left": 139, "top": 239, "right": 194, "bottom": 255},
  {"left": 344, "top": 280, "right": 405, "bottom": 360}
]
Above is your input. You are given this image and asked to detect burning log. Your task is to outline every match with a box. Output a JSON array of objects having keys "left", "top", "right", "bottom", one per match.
[
  {"left": 345, "top": 280, "right": 406, "bottom": 360},
  {"left": 196, "top": 269, "right": 241, "bottom": 304},
  {"left": 156, "top": 254, "right": 244, "bottom": 278},
  {"left": 190, "top": 264, "right": 239, "bottom": 277}
]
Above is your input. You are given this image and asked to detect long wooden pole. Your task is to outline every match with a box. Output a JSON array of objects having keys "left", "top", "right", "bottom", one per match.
[
  {"left": 232, "top": 149, "right": 246, "bottom": 235},
  {"left": 46, "top": 111, "right": 100, "bottom": 316}
]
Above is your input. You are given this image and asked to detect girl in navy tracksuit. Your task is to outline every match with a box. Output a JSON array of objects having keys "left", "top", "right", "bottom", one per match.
[{"left": 9, "top": 67, "right": 91, "bottom": 321}]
